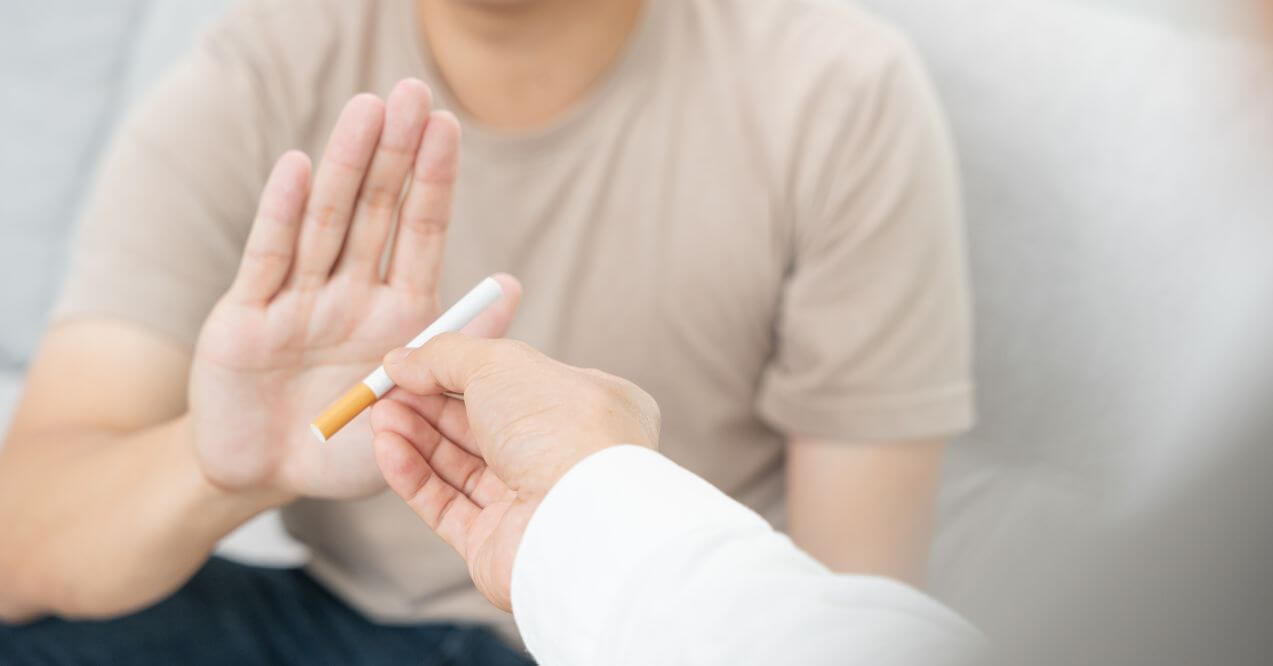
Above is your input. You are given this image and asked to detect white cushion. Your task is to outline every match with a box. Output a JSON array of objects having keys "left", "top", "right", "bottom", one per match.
[{"left": 856, "top": 1, "right": 1273, "bottom": 663}]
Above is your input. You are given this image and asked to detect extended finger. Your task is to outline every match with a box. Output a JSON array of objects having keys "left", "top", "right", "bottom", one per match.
[
  {"left": 373, "top": 430, "right": 478, "bottom": 556},
  {"left": 334, "top": 79, "right": 432, "bottom": 281},
  {"left": 226, "top": 151, "right": 311, "bottom": 304},
  {"left": 381, "top": 389, "right": 480, "bottom": 457},
  {"left": 382, "top": 334, "right": 536, "bottom": 397},
  {"left": 387, "top": 110, "right": 459, "bottom": 293},
  {"left": 370, "top": 398, "right": 506, "bottom": 507},
  {"left": 288, "top": 94, "right": 384, "bottom": 289}
]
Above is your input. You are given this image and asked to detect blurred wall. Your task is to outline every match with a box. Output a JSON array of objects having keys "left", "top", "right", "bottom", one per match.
[
  {"left": 0, "top": 1, "right": 231, "bottom": 432},
  {"left": 1076, "top": 0, "right": 1259, "bottom": 37},
  {"left": 0, "top": 1, "right": 229, "bottom": 373}
]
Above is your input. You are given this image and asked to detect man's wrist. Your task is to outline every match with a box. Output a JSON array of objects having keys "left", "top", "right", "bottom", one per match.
[{"left": 170, "top": 415, "right": 294, "bottom": 523}]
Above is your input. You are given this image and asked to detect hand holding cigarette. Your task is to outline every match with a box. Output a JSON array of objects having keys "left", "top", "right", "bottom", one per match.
[
  {"left": 187, "top": 79, "right": 520, "bottom": 501},
  {"left": 370, "top": 335, "right": 661, "bottom": 611},
  {"left": 309, "top": 276, "right": 506, "bottom": 443}
]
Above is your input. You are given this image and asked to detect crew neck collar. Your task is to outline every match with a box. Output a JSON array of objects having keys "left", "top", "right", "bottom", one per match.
[{"left": 398, "top": 0, "right": 660, "bottom": 158}]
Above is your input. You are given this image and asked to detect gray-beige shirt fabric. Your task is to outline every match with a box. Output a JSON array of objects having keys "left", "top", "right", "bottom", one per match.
[{"left": 55, "top": 0, "right": 973, "bottom": 630}]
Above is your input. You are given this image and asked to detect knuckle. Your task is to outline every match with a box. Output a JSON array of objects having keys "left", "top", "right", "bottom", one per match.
[
  {"left": 579, "top": 378, "right": 617, "bottom": 409},
  {"left": 602, "top": 373, "right": 637, "bottom": 398},
  {"left": 304, "top": 202, "right": 347, "bottom": 230},
  {"left": 490, "top": 338, "right": 533, "bottom": 365},
  {"left": 400, "top": 211, "right": 449, "bottom": 236},
  {"left": 359, "top": 184, "right": 401, "bottom": 214},
  {"left": 242, "top": 246, "right": 292, "bottom": 269},
  {"left": 414, "top": 335, "right": 451, "bottom": 361},
  {"left": 413, "top": 160, "right": 458, "bottom": 186},
  {"left": 256, "top": 199, "right": 298, "bottom": 225},
  {"left": 459, "top": 464, "right": 484, "bottom": 496},
  {"left": 376, "top": 140, "right": 417, "bottom": 161}
]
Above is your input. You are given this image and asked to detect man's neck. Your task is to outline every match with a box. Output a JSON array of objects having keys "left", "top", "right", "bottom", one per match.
[{"left": 417, "top": 0, "right": 644, "bottom": 131}]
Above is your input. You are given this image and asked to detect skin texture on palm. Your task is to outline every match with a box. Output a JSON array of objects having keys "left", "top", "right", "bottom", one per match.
[
  {"left": 369, "top": 335, "right": 660, "bottom": 610},
  {"left": 190, "top": 79, "right": 521, "bottom": 500}
]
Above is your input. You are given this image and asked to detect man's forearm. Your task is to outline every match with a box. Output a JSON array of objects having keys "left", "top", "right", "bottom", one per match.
[
  {"left": 0, "top": 415, "right": 282, "bottom": 621},
  {"left": 786, "top": 437, "right": 945, "bottom": 584}
]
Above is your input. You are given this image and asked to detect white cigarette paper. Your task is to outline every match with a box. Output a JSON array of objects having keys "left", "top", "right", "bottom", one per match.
[{"left": 310, "top": 276, "right": 504, "bottom": 443}]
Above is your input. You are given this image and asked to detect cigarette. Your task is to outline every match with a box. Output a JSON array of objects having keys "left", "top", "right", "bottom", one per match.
[{"left": 309, "top": 276, "right": 505, "bottom": 443}]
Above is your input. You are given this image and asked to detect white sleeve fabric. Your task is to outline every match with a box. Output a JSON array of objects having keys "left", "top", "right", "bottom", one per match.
[{"left": 510, "top": 445, "right": 986, "bottom": 666}]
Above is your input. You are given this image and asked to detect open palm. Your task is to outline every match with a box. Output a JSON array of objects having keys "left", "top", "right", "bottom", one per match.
[{"left": 189, "top": 80, "right": 519, "bottom": 499}]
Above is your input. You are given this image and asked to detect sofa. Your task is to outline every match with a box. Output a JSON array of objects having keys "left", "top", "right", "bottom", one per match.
[
  {"left": 0, "top": 0, "right": 302, "bottom": 566},
  {"left": 852, "top": 2, "right": 1273, "bottom": 663}
]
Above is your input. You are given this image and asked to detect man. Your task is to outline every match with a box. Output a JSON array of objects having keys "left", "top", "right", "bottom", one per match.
[
  {"left": 370, "top": 332, "right": 986, "bottom": 665},
  {"left": 0, "top": 0, "right": 972, "bottom": 661}
]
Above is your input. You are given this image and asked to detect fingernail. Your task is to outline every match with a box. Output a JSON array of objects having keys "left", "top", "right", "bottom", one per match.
[{"left": 384, "top": 347, "right": 410, "bottom": 367}]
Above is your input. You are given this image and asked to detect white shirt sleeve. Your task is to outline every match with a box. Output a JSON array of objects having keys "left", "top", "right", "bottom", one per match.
[{"left": 510, "top": 445, "right": 986, "bottom": 666}]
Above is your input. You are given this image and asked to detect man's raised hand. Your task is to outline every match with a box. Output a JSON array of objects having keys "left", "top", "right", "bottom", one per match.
[
  {"left": 370, "top": 335, "right": 660, "bottom": 610},
  {"left": 189, "top": 79, "right": 521, "bottom": 500}
]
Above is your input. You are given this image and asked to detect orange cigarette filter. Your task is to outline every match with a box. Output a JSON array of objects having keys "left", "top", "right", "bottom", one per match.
[
  {"left": 310, "top": 383, "right": 377, "bottom": 444},
  {"left": 308, "top": 276, "right": 504, "bottom": 443}
]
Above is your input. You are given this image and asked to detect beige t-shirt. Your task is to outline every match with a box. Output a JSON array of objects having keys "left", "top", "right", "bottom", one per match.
[{"left": 57, "top": 0, "right": 973, "bottom": 629}]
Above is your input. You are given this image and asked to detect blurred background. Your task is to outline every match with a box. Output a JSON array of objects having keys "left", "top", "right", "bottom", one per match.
[{"left": 2, "top": 1, "right": 1271, "bottom": 664}]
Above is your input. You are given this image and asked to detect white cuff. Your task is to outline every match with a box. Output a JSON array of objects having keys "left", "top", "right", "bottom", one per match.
[{"left": 510, "top": 445, "right": 769, "bottom": 665}]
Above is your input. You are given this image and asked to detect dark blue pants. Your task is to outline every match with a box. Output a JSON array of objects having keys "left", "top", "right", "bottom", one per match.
[{"left": 0, "top": 557, "right": 533, "bottom": 665}]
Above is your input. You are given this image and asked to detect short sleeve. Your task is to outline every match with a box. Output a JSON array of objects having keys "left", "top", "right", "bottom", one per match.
[
  {"left": 756, "top": 45, "right": 974, "bottom": 442},
  {"left": 51, "top": 16, "right": 281, "bottom": 348}
]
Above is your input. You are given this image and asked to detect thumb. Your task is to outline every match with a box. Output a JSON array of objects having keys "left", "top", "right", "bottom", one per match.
[{"left": 383, "top": 333, "right": 518, "bottom": 396}]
